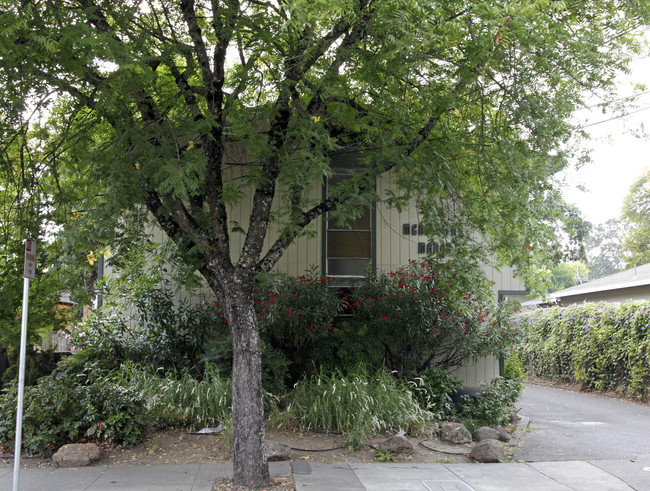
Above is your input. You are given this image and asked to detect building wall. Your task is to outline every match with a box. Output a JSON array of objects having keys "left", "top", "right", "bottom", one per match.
[
  {"left": 223, "top": 164, "right": 322, "bottom": 277},
  {"left": 450, "top": 355, "right": 501, "bottom": 388},
  {"left": 102, "top": 169, "right": 524, "bottom": 386}
]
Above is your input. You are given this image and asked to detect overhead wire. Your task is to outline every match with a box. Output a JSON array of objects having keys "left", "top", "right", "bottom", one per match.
[{"left": 579, "top": 105, "right": 650, "bottom": 128}]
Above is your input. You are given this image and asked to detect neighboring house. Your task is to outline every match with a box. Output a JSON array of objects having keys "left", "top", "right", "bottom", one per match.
[
  {"left": 550, "top": 263, "right": 650, "bottom": 306},
  {"left": 41, "top": 293, "right": 76, "bottom": 354},
  {"left": 101, "top": 154, "right": 527, "bottom": 387}
]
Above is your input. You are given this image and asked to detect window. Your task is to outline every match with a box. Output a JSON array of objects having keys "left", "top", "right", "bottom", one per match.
[{"left": 324, "top": 171, "right": 374, "bottom": 285}]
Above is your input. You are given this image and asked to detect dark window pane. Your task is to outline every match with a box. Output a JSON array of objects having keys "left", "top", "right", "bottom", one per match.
[
  {"left": 327, "top": 231, "right": 371, "bottom": 258},
  {"left": 328, "top": 258, "right": 371, "bottom": 277}
]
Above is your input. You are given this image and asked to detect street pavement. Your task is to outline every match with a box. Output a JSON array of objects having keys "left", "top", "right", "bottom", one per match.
[
  {"left": 515, "top": 383, "right": 650, "bottom": 462},
  {"left": 3, "top": 458, "right": 650, "bottom": 490}
]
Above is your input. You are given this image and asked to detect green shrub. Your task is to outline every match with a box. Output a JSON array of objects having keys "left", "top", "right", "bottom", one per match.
[
  {"left": 70, "top": 287, "right": 225, "bottom": 376},
  {"left": 254, "top": 270, "right": 344, "bottom": 382},
  {"left": 451, "top": 350, "right": 524, "bottom": 431},
  {"left": 504, "top": 348, "right": 526, "bottom": 382},
  {"left": 1, "top": 346, "right": 60, "bottom": 388},
  {"left": 0, "top": 360, "right": 151, "bottom": 456},
  {"left": 73, "top": 260, "right": 518, "bottom": 394},
  {"left": 457, "top": 376, "right": 522, "bottom": 431},
  {"left": 342, "top": 261, "right": 522, "bottom": 376}
]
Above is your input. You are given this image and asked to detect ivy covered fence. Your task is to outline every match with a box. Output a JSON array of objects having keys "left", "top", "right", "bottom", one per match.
[{"left": 520, "top": 302, "right": 650, "bottom": 400}]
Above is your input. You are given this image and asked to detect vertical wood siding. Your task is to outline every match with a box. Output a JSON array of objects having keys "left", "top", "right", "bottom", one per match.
[{"left": 101, "top": 168, "right": 522, "bottom": 387}]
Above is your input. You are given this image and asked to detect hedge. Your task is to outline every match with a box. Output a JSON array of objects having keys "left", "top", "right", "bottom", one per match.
[{"left": 520, "top": 302, "right": 650, "bottom": 400}]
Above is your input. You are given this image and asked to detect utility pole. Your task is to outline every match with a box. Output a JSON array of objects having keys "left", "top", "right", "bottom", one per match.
[{"left": 14, "top": 239, "right": 36, "bottom": 491}]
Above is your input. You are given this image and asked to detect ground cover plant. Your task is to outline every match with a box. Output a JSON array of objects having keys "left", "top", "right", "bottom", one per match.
[
  {"left": 521, "top": 302, "right": 650, "bottom": 400},
  {"left": 115, "top": 362, "right": 233, "bottom": 430}
]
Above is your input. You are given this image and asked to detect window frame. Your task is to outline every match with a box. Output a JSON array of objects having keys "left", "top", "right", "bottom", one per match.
[{"left": 321, "top": 158, "right": 376, "bottom": 287}]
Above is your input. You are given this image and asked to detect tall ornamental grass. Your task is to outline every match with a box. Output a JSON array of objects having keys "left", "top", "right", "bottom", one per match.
[
  {"left": 272, "top": 366, "right": 433, "bottom": 448},
  {"left": 116, "top": 362, "right": 232, "bottom": 428}
]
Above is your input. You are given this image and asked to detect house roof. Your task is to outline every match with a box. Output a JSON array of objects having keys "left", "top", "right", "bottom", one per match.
[
  {"left": 58, "top": 292, "right": 77, "bottom": 305},
  {"left": 550, "top": 263, "right": 650, "bottom": 300}
]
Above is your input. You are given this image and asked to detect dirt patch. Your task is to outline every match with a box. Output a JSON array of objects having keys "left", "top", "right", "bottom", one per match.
[
  {"left": 93, "top": 427, "right": 476, "bottom": 467},
  {"left": 2, "top": 426, "right": 482, "bottom": 470},
  {"left": 212, "top": 476, "right": 295, "bottom": 491}
]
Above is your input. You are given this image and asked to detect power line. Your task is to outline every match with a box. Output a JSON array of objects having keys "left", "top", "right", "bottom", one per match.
[
  {"left": 582, "top": 90, "right": 650, "bottom": 110},
  {"left": 579, "top": 105, "right": 650, "bottom": 128}
]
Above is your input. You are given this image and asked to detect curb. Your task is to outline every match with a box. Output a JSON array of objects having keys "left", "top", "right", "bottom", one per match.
[{"left": 508, "top": 413, "right": 530, "bottom": 449}]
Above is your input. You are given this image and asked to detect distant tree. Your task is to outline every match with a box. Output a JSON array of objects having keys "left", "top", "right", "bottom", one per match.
[
  {"left": 548, "top": 261, "right": 590, "bottom": 293},
  {"left": 586, "top": 218, "right": 627, "bottom": 279},
  {"left": 551, "top": 201, "right": 591, "bottom": 263},
  {"left": 621, "top": 169, "right": 650, "bottom": 268}
]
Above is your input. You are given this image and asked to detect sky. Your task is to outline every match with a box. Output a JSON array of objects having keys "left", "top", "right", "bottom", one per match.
[{"left": 559, "top": 45, "right": 650, "bottom": 225}]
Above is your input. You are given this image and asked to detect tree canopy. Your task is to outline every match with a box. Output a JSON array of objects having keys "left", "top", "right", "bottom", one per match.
[
  {"left": 2, "top": 0, "right": 649, "bottom": 485},
  {"left": 622, "top": 167, "right": 650, "bottom": 268},
  {"left": 0, "top": 114, "right": 90, "bottom": 360},
  {"left": 548, "top": 261, "right": 590, "bottom": 292},
  {"left": 586, "top": 218, "right": 627, "bottom": 278}
]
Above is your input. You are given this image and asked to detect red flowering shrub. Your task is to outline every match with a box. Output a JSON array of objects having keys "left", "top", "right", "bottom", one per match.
[
  {"left": 340, "top": 261, "right": 521, "bottom": 376},
  {"left": 208, "top": 262, "right": 520, "bottom": 385},
  {"left": 254, "top": 271, "right": 344, "bottom": 381}
]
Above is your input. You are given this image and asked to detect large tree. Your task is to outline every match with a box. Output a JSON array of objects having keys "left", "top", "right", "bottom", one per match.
[
  {"left": 1, "top": 0, "right": 648, "bottom": 486},
  {"left": 586, "top": 218, "right": 628, "bottom": 278},
  {"left": 621, "top": 168, "right": 650, "bottom": 268}
]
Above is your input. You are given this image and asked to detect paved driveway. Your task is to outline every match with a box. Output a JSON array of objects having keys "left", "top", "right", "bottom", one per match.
[{"left": 514, "top": 383, "right": 650, "bottom": 461}]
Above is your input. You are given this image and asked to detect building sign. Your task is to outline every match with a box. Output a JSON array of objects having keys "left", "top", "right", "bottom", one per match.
[{"left": 23, "top": 239, "right": 36, "bottom": 279}]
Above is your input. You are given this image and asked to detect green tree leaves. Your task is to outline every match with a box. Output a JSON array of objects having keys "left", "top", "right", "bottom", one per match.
[
  {"left": 586, "top": 218, "right": 627, "bottom": 279},
  {"left": 622, "top": 168, "right": 650, "bottom": 267}
]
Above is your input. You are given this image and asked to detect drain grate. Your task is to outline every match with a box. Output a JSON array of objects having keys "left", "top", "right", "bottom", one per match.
[{"left": 422, "top": 480, "right": 476, "bottom": 491}]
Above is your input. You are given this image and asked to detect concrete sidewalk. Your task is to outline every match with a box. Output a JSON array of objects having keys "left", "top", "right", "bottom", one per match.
[{"left": 2, "top": 458, "right": 650, "bottom": 490}]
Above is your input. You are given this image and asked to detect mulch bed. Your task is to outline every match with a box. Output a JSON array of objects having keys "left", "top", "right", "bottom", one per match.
[{"left": 212, "top": 476, "right": 295, "bottom": 490}]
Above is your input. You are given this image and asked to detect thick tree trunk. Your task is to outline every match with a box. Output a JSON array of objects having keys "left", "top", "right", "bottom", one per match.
[{"left": 224, "top": 284, "right": 270, "bottom": 488}]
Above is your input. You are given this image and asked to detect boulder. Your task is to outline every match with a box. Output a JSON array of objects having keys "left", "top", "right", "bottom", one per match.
[
  {"left": 494, "top": 425, "right": 512, "bottom": 442},
  {"left": 439, "top": 422, "right": 472, "bottom": 444},
  {"left": 266, "top": 440, "right": 291, "bottom": 461},
  {"left": 469, "top": 439, "right": 505, "bottom": 463},
  {"left": 472, "top": 426, "right": 500, "bottom": 442},
  {"left": 52, "top": 443, "right": 100, "bottom": 467},
  {"left": 377, "top": 434, "right": 414, "bottom": 456}
]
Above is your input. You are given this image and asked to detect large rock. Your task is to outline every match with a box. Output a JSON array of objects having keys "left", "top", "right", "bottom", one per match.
[
  {"left": 469, "top": 439, "right": 505, "bottom": 463},
  {"left": 439, "top": 422, "right": 472, "bottom": 444},
  {"left": 266, "top": 440, "right": 291, "bottom": 461},
  {"left": 494, "top": 425, "right": 512, "bottom": 442},
  {"left": 377, "top": 434, "right": 414, "bottom": 456},
  {"left": 52, "top": 443, "right": 100, "bottom": 467},
  {"left": 472, "top": 426, "right": 500, "bottom": 442}
]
